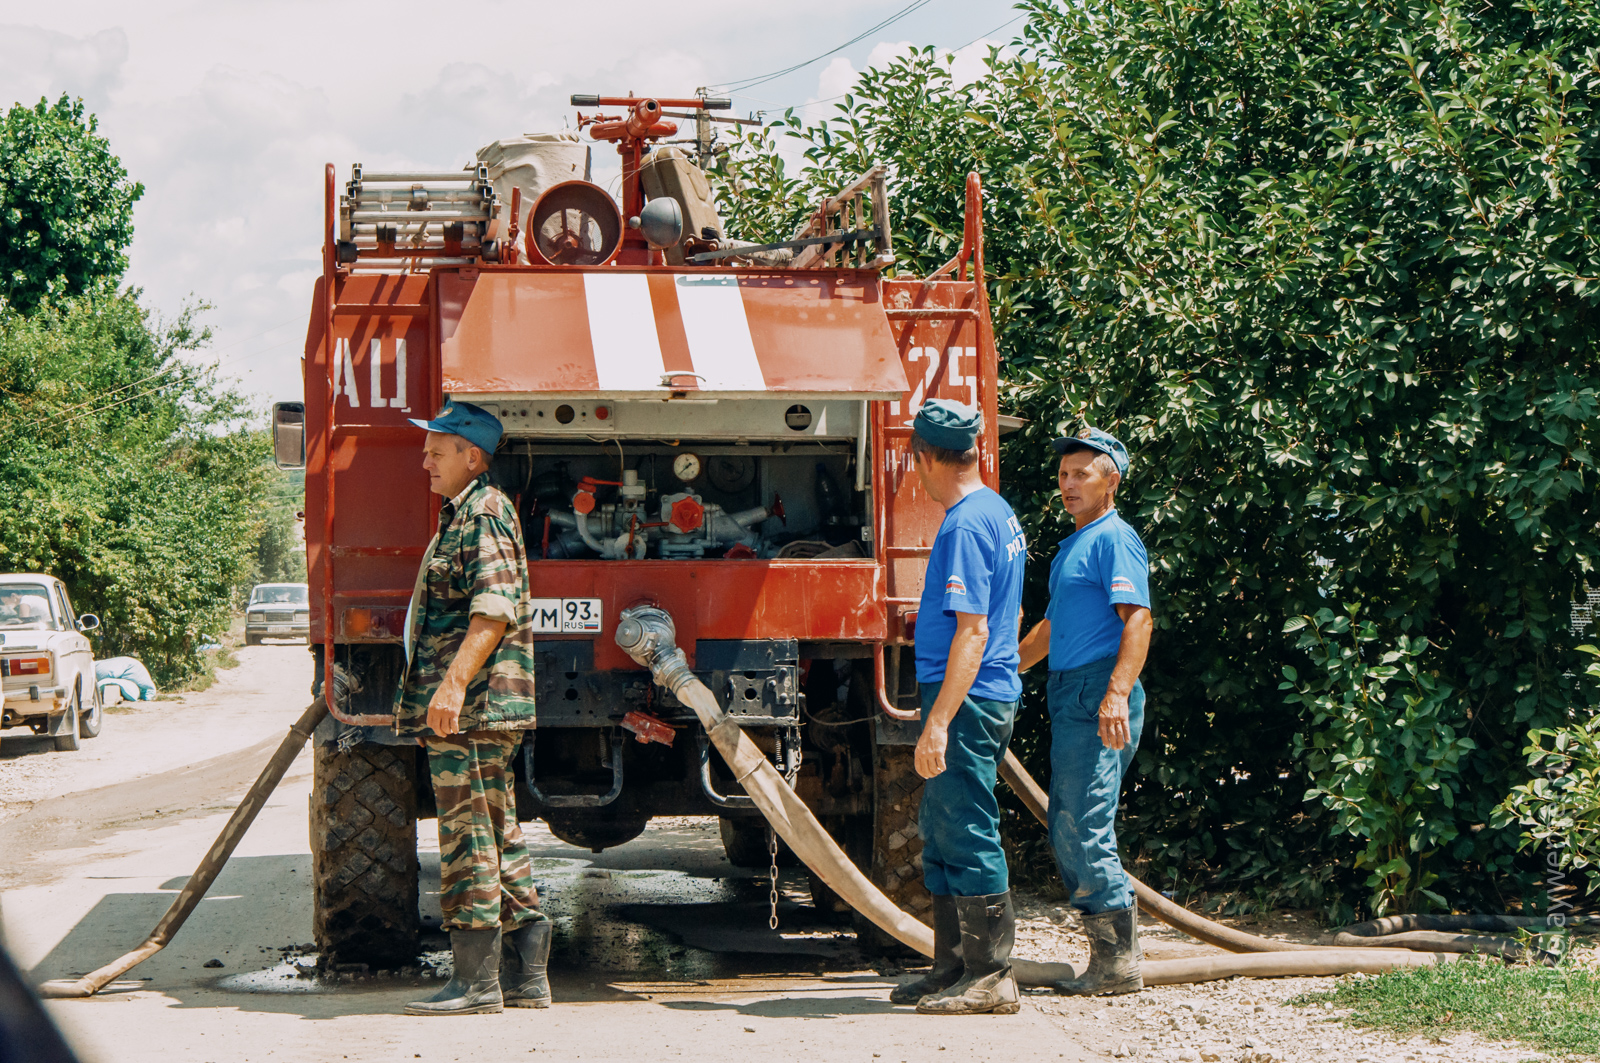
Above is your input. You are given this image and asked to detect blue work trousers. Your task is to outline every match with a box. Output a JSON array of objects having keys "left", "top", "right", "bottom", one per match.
[
  {"left": 1048, "top": 655, "right": 1144, "bottom": 914},
  {"left": 917, "top": 681, "right": 1017, "bottom": 897}
]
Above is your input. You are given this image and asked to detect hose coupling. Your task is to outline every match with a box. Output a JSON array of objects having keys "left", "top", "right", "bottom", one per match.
[{"left": 615, "top": 605, "right": 696, "bottom": 696}]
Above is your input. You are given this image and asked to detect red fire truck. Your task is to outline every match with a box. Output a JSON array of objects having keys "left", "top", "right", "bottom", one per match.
[{"left": 272, "top": 93, "right": 1002, "bottom": 964}]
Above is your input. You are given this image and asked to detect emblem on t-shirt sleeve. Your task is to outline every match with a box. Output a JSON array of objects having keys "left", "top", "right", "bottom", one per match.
[
  {"left": 1110, "top": 576, "right": 1135, "bottom": 594},
  {"left": 946, "top": 576, "right": 968, "bottom": 596}
]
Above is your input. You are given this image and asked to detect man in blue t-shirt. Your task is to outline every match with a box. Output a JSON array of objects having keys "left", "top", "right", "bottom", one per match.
[
  {"left": 1019, "top": 426, "right": 1152, "bottom": 997},
  {"left": 892, "top": 399, "right": 1026, "bottom": 1017}
]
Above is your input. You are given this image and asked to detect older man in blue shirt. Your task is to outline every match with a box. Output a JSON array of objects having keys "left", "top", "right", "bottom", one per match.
[{"left": 1019, "top": 427, "right": 1152, "bottom": 996}]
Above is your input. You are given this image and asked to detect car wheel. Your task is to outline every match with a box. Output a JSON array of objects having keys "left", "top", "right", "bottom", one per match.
[
  {"left": 53, "top": 693, "right": 81, "bottom": 752},
  {"left": 79, "top": 682, "right": 103, "bottom": 739},
  {"left": 245, "top": 633, "right": 260, "bottom": 646}
]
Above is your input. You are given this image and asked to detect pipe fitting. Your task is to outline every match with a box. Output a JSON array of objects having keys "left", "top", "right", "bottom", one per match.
[{"left": 615, "top": 605, "right": 696, "bottom": 697}]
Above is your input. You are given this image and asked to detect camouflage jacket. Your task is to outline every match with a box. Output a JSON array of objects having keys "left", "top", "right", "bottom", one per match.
[{"left": 393, "top": 474, "right": 537, "bottom": 737}]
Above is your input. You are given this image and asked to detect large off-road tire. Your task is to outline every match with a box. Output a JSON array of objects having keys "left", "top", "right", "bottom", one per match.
[
  {"left": 311, "top": 741, "right": 421, "bottom": 966},
  {"left": 858, "top": 741, "right": 930, "bottom": 953}
]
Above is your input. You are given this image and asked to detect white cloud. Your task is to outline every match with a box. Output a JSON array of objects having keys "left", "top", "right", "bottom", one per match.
[{"left": 0, "top": 24, "right": 126, "bottom": 115}]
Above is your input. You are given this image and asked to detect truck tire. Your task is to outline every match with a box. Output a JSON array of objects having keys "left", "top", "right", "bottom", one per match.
[
  {"left": 858, "top": 742, "right": 930, "bottom": 952},
  {"left": 311, "top": 740, "right": 420, "bottom": 967},
  {"left": 719, "top": 816, "right": 770, "bottom": 868}
]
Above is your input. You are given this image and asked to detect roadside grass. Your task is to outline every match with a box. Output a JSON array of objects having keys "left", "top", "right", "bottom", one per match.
[{"left": 1290, "top": 955, "right": 1600, "bottom": 1057}]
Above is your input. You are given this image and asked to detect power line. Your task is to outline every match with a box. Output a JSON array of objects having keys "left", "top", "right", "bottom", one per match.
[
  {"left": 737, "top": 11, "right": 1028, "bottom": 119},
  {"left": 712, "top": 0, "right": 938, "bottom": 94}
]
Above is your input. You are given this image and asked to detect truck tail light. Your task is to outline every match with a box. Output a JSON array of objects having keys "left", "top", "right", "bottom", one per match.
[
  {"left": 1, "top": 656, "right": 51, "bottom": 678},
  {"left": 341, "top": 607, "right": 407, "bottom": 640}
]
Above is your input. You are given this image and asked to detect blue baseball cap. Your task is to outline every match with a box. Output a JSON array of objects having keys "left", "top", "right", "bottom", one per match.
[
  {"left": 409, "top": 399, "right": 503, "bottom": 455},
  {"left": 1052, "top": 426, "right": 1129, "bottom": 475},
  {"left": 913, "top": 398, "right": 983, "bottom": 452}
]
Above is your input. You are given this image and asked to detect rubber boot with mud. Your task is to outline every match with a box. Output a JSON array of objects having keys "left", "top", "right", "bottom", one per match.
[
  {"left": 916, "top": 892, "right": 1019, "bottom": 1015},
  {"left": 890, "top": 895, "right": 962, "bottom": 1005},
  {"left": 1053, "top": 905, "right": 1142, "bottom": 996},
  {"left": 502, "top": 918, "right": 553, "bottom": 1008},
  {"left": 405, "top": 927, "right": 504, "bottom": 1015}
]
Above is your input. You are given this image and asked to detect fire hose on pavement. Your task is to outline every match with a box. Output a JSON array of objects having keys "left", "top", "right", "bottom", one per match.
[
  {"left": 613, "top": 606, "right": 1459, "bottom": 986},
  {"left": 38, "top": 695, "right": 332, "bottom": 999}
]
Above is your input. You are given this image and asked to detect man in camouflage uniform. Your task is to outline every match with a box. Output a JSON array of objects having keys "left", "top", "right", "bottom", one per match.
[{"left": 396, "top": 400, "right": 549, "bottom": 1017}]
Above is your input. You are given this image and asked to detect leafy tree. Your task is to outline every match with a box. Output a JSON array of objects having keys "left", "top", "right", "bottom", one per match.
[
  {"left": 0, "top": 95, "right": 142, "bottom": 313},
  {"left": 0, "top": 293, "right": 269, "bottom": 686},
  {"left": 713, "top": 0, "right": 1600, "bottom": 915}
]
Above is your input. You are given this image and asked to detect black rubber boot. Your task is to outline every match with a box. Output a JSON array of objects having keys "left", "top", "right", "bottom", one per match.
[
  {"left": 891, "top": 895, "right": 962, "bottom": 1005},
  {"left": 502, "top": 918, "right": 553, "bottom": 1008},
  {"left": 1054, "top": 905, "right": 1143, "bottom": 996},
  {"left": 404, "top": 927, "right": 504, "bottom": 1015},
  {"left": 916, "top": 892, "right": 1020, "bottom": 1015}
]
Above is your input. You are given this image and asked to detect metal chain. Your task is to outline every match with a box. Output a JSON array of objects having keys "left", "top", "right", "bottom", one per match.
[{"left": 767, "top": 824, "right": 780, "bottom": 930}]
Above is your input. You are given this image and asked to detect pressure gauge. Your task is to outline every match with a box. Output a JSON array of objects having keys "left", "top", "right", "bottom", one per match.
[{"left": 672, "top": 452, "right": 702, "bottom": 483}]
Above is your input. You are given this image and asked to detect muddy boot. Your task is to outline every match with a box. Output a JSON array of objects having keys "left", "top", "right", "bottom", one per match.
[
  {"left": 916, "top": 892, "right": 1020, "bottom": 1015},
  {"left": 405, "top": 927, "right": 503, "bottom": 1016},
  {"left": 502, "top": 918, "right": 553, "bottom": 1008},
  {"left": 1054, "top": 906, "right": 1142, "bottom": 996},
  {"left": 891, "top": 895, "right": 963, "bottom": 1005}
]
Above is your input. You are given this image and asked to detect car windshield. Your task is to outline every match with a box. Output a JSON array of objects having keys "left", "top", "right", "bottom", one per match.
[
  {"left": 251, "top": 585, "right": 309, "bottom": 606},
  {"left": 0, "top": 584, "right": 54, "bottom": 628}
]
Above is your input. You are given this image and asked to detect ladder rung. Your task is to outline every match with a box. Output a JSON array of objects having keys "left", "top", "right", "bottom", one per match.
[{"left": 885, "top": 308, "right": 978, "bottom": 319}]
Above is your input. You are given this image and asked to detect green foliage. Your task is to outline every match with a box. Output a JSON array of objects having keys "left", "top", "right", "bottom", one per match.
[
  {"left": 0, "top": 95, "right": 142, "bottom": 313},
  {"left": 1495, "top": 645, "right": 1600, "bottom": 899},
  {"left": 710, "top": 0, "right": 1600, "bottom": 913},
  {"left": 249, "top": 462, "right": 306, "bottom": 593},
  {"left": 0, "top": 293, "right": 269, "bottom": 687},
  {"left": 1292, "top": 960, "right": 1600, "bottom": 1058},
  {"left": 1284, "top": 609, "right": 1477, "bottom": 913}
]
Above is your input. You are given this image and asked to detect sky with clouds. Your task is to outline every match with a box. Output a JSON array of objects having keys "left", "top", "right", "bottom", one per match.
[{"left": 0, "top": 1, "right": 1022, "bottom": 409}]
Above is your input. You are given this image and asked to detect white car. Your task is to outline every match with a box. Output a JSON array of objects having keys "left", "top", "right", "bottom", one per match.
[
  {"left": 0, "top": 574, "right": 102, "bottom": 752},
  {"left": 244, "top": 582, "right": 310, "bottom": 645}
]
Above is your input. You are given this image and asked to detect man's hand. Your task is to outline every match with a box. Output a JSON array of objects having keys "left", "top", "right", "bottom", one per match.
[
  {"left": 915, "top": 722, "right": 950, "bottom": 779},
  {"left": 1097, "top": 688, "right": 1130, "bottom": 750},
  {"left": 427, "top": 679, "right": 465, "bottom": 737}
]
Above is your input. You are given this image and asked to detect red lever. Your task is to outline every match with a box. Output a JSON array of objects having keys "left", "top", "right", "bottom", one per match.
[{"left": 621, "top": 710, "right": 675, "bottom": 746}]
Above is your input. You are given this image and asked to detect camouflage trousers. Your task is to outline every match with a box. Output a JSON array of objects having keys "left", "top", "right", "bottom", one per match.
[{"left": 425, "top": 732, "right": 543, "bottom": 931}]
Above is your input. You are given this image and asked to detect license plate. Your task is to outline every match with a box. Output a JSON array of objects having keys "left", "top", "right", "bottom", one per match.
[
  {"left": 528, "top": 598, "right": 603, "bottom": 634},
  {"left": 266, "top": 626, "right": 291, "bottom": 634}
]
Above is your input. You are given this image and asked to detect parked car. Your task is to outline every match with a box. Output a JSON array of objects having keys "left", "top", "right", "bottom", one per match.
[
  {"left": 244, "top": 583, "right": 310, "bottom": 645},
  {"left": 0, "top": 573, "right": 102, "bottom": 752}
]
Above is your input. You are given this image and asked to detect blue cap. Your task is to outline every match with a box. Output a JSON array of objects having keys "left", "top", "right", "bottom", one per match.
[
  {"left": 913, "top": 398, "right": 983, "bottom": 452},
  {"left": 1053, "top": 426, "right": 1129, "bottom": 475},
  {"left": 409, "top": 399, "right": 503, "bottom": 455}
]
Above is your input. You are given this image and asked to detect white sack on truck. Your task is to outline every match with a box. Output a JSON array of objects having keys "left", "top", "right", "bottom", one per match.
[{"left": 476, "top": 132, "right": 588, "bottom": 250}]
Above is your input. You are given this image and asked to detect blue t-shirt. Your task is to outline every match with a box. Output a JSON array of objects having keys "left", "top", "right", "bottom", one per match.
[
  {"left": 1046, "top": 509, "right": 1150, "bottom": 671},
  {"left": 914, "top": 487, "right": 1027, "bottom": 701}
]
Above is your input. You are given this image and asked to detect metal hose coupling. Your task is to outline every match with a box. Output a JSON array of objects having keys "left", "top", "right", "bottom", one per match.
[{"left": 614, "top": 605, "right": 696, "bottom": 697}]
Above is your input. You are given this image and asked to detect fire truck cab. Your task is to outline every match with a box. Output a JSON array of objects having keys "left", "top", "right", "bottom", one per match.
[{"left": 278, "top": 94, "right": 1000, "bottom": 965}]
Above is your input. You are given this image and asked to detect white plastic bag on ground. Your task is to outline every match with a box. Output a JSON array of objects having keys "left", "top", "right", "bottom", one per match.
[{"left": 95, "top": 656, "right": 157, "bottom": 701}]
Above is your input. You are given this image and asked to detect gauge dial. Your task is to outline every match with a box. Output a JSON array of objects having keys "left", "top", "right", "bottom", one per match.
[{"left": 672, "top": 452, "right": 702, "bottom": 482}]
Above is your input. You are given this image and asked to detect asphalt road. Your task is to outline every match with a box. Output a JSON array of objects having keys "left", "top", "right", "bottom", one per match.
[{"left": 0, "top": 644, "right": 1103, "bottom": 1063}]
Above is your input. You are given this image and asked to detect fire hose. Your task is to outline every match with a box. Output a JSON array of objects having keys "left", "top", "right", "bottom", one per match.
[{"left": 614, "top": 606, "right": 1458, "bottom": 986}]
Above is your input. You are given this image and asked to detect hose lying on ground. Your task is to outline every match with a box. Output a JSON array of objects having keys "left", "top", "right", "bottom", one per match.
[
  {"left": 618, "top": 607, "right": 1454, "bottom": 985},
  {"left": 997, "top": 752, "right": 1559, "bottom": 965},
  {"left": 35, "top": 696, "right": 330, "bottom": 999}
]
